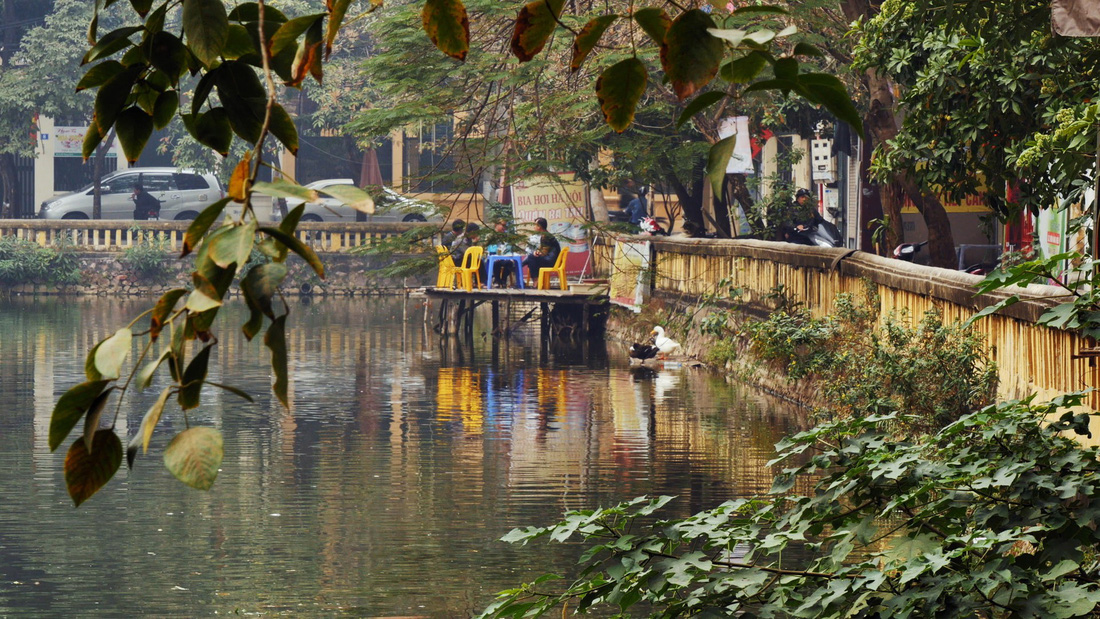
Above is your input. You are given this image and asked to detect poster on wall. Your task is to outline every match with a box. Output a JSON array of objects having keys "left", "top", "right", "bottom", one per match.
[
  {"left": 717, "top": 116, "right": 754, "bottom": 175},
  {"left": 511, "top": 173, "right": 590, "bottom": 277},
  {"left": 53, "top": 127, "right": 119, "bottom": 157},
  {"left": 609, "top": 240, "right": 651, "bottom": 313}
]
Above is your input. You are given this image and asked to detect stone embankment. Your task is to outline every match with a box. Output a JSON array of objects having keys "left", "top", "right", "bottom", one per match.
[{"left": 2, "top": 253, "right": 432, "bottom": 297}]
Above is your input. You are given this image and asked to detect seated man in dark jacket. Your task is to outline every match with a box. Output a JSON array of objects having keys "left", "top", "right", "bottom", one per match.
[{"left": 522, "top": 217, "right": 561, "bottom": 283}]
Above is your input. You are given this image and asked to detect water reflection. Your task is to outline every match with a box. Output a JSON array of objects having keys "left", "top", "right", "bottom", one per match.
[{"left": 0, "top": 296, "right": 807, "bottom": 616}]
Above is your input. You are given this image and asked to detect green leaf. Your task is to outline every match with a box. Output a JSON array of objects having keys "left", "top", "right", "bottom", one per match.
[
  {"left": 774, "top": 57, "right": 798, "bottom": 81},
  {"left": 570, "top": 14, "right": 617, "bottom": 72},
  {"left": 147, "top": 31, "right": 189, "bottom": 82},
  {"left": 150, "top": 288, "right": 188, "bottom": 342},
  {"left": 422, "top": 0, "right": 470, "bottom": 61},
  {"left": 242, "top": 262, "right": 288, "bottom": 320},
  {"left": 793, "top": 42, "right": 824, "bottom": 57},
  {"left": 163, "top": 427, "right": 224, "bottom": 490},
  {"left": 221, "top": 24, "right": 255, "bottom": 60},
  {"left": 190, "top": 69, "right": 217, "bottom": 115},
  {"left": 92, "top": 328, "right": 133, "bottom": 380},
  {"left": 152, "top": 91, "right": 178, "bottom": 130},
  {"left": 325, "top": 0, "right": 354, "bottom": 58},
  {"left": 265, "top": 315, "right": 289, "bottom": 407},
  {"left": 963, "top": 295, "right": 1019, "bottom": 328},
  {"left": 65, "top": 430, "right": 122, "bottom": 507},
  {"left": 796, "top": 73, "right": 863, "bottom": 135},
  {"left": 707, "top": 28, "right": 746, "bottom": 47},
  {"left": 677, "top": 91, "right": 725, "bottom": 127},
  {"left": 259, "top": 227, "right": 326, "bottom": 279},
  {"left": 207, "top": 220, "right": 257, "bottom": 270},
  {"left": 129, "top": 0, "right": 153, "bottom": 17},
  {"left": 82, "top": 26, "right": 143, "bottom": 65},
  {"left": 721, "top": 52, "right": 769, "bottom": 83},
  {"left": 633, "top": 7, "right": 671, "bottom": 45},
  {"left": 288, "top": 18, "right": 324, "bottom": 87},
  {"left": 660, "top": 9, "right": 723, "bottom": 100},
  {"left": 131, "top": 386, "right": 173, "bottom": 464},
  {"left": 207, "top": 382, "right": 254, "bottom": 402},
  {"left": 191, "top": 107, "right": 232, "bottom": 156},
  {"left": 183, "top": 0, "right": 229, "bottom": 67},
  {"left": 596, "top": 58, "right": 648, "bottom": 133},
  {"left": 317, "top": 184, "right": 374, "bottom": 214},
  {"left": 252, "top": 179, "right": 320, "bottom": 203},
  {"left": 82, "top": 387, "right": 114, "bottom": 453},
  {"left": 51, "top": 380, "right": 112, "bottom": 452},
  {"left": 267, "top": 103, "right": 299, "bottom": 155},
  {"left": 77, "top": 61, "right": 124, "bottom": 91},
  {"left": 177, "top": 345, "right": 214, "bottom": 410},
  {"left": 136, "top": 348, "right": 171, "bottom": 391},
  {"left": 81, "top": 122, "right": 105, "bottom": 160},
  {"left": 271, "top": 13, "right": 325, "bottom": 57},
  {"left": 186, "top": 272, "right": 224, "bottom": 314},
  {"left": 732, "top": 5, "right": 788, "bottom": 15},
  {"left": 115, "top": 106, "right": 154, "bottom": 164},
  {"left": 181, "top": 197, "right": 232, "bottom": 257},
  {"left": 93, "top": 64, "right": 143, "bottom": 137},
  {"left": 510, "top": 0, "right": 565, "bottom": 62},
  {"left": 706, "top": 134, "right": 737, "bottom": 197}
]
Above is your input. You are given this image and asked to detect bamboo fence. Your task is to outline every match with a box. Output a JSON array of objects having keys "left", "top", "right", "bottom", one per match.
[{"left": 595, "top": 236, "right": 1098, "bottom": 410}]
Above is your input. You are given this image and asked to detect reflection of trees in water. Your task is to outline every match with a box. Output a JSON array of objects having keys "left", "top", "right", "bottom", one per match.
[{"left": 1, "top": 297, "right": 815, "bottom": 615}]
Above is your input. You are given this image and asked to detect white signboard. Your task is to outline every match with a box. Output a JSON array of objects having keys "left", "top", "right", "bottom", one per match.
[
  {"left": 53, "top": 126, "right": 119, "bottom": 158},
  {"left": 717, "top": 116, "right": 754, "bottom": 175}
]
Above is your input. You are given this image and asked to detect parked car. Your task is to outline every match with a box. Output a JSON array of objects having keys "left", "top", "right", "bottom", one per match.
[
  {"left": 38, "top": 167, "right": 224, "bottom": 220},
  {"left": 285, "top": 179, "right": 443, "bottom": 223}
]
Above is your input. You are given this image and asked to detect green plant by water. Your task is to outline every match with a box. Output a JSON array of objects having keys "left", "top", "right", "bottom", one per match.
[
  {"left": 0, "top": 235, "right": 82, "bottom": 287},
  {"left": 119, "top": 228, "right": 174, "bottom": 282}
]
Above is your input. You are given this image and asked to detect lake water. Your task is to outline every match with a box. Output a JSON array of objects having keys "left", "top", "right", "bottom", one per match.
[{"left": 0, "top": 296, "right": 805, "bottom": 616}]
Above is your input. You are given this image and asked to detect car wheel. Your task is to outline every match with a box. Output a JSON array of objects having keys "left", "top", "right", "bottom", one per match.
[
  {"left": 402, "top": 214, "right": 427, "bottom": 222},
  {"left": 61, "top": 212, "right": 88, "bottom": 220},
  {"left": 300, "top": 214, "right": 324, "bottom": 222},
  {"left": 175, "top": 212, "right": 199, "bottom": 221}
]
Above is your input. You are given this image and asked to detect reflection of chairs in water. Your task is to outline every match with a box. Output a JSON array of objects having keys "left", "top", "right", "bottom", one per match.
[
  {"left": 455, "top": 246, "right": 484, "bottom": 291},
  {"left": 435, "top": 245, "right": 456, "bottom": 288},
  {"left": 537, "top": 249, "right": 568, "bottom": 290}
]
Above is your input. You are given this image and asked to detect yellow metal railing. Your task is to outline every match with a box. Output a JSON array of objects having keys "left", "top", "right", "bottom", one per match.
[{"left": 0, "top": 219, "right": 438, "bottom": 253}]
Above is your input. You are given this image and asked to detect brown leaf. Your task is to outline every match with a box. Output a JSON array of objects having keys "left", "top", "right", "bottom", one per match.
[
  {"left": 65, "top": 430, "right": 122, "bottom": 507},
  {"left": 510, "top": 0, "right": 565, "bottom": 62},
  {"left": 227, "top": 152, "right": 252, "bottom": 202}
]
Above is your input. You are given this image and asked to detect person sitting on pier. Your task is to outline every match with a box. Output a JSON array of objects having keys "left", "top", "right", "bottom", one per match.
[
  {"left": 444, "top": 219, "right": 467, "bottom": 264},
  {"left": 522, "top": 217, "right": 561, "bottom": 285},
  {"left": 486, "top": 219, "right": 518, "bottom": 286},
  {"left": 453, "top": 222, "right": 481, "bottom": 269}
]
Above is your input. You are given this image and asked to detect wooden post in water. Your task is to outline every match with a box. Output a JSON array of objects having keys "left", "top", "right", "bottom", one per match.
[{"left": 540, "top": 302, "right": 549, "bottom": 340}]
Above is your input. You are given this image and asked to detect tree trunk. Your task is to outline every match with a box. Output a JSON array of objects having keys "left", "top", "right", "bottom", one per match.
[
  {"left": 91, "top": 128, "right": 115, "bottom": 220},
  {"left": 659, "top": 153, "right": 704, "bottom": 229},
  {"left": 0, "top": 153, "right": 18, "bottom": 219},
  {"left": 843, "top": 0, "right": 956, "bottom": 268},
  {"left": 588, "top": 160, "right": 608, "bottom": 223}
]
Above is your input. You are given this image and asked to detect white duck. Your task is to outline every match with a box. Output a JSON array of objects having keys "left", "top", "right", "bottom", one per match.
[{"left": 651, "top": 326, "right": 682, "bottom": 356}]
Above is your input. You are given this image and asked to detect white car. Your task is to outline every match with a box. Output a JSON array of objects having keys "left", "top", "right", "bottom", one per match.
[
  {"left": 38, "top": 167, "right": 223, "bottom": 220},
  {"left": 286, "top": 179, "right": 443, "bottom": 223}
]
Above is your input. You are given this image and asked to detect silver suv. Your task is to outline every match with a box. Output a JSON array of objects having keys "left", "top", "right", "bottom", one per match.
[{"left": 39, "top": 167, "right": 224, "bottom": 220}]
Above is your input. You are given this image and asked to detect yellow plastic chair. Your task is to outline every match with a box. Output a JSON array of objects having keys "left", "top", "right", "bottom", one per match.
[
  {"left": 455, "top": 246, "right": 484, "bottom": 291},
  {"left": 537, "top": 249, "right": 569, "bottom": 290},
  {"left": 435, "top": 245, "right": 457, "bottom": 288}
]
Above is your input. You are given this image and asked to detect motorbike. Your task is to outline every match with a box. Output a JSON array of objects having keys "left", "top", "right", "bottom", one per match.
[
  {"left": 893, "top": 241, "right": 928, "bottom": 262},
  {"left": 786, "top": 219, "right": 844, "bottom": 248}
]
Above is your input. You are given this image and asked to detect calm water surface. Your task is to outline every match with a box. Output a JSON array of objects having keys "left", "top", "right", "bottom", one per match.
[{"left": 0, "top": 297, "right": 806, "bottom": 617}]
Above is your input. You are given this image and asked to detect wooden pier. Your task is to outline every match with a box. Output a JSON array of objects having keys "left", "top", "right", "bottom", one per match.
[{"left": 421, "top": 285, "right": 610, "bottom": 340}]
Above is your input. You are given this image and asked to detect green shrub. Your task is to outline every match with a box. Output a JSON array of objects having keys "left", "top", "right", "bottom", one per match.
[
  {"left": 744, "top": 291, "right": 997, "bottom": 432},
  {"left": 119, "top": 229, "right": 174, "bottom": 281},
  {"left": 0, "top": 236, "right": 82, "bottom": 287},
  {"left": 483, "top": 392, "right": 1100, "bottom": 618}
]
